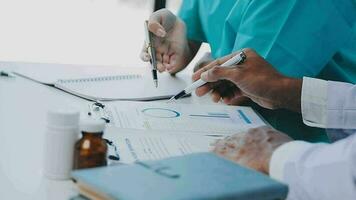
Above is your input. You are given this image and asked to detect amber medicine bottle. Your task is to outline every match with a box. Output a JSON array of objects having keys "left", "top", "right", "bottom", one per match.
[{"left": 73, "top": 118, "right": 107, "bottom": 169}]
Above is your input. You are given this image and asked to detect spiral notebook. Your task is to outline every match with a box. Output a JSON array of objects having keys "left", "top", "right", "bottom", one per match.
[
  {"left": 54, "top": 73, "right": 190, "bottom": 101},
  {"left": 10, "top": 61, "right": 191, "bottom": 101}
]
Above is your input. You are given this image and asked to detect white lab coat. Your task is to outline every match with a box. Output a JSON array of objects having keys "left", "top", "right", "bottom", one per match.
[{"left": 269, "top": 77, "right": 356, "bottom": 200}]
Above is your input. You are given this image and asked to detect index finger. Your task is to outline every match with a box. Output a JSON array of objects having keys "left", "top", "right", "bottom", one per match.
[{"left": 192, "top": 52, "right": 240, "bottom": 81}]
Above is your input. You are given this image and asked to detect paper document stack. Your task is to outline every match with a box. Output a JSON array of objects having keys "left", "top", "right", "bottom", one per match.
[{"left": 102, "top": 101, "right": 266, "bottom": 163}]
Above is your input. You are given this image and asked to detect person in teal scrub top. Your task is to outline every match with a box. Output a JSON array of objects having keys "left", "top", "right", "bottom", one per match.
[{"left": 140, "top": 0, "right": 356, "bottom": 142}]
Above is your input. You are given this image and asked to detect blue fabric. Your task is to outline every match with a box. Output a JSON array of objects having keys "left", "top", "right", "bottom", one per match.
[
  {"left": 178, "top": 0, "right": 356, "bottom": 142},
  {"left": 179, "top": 0, "right": 356, "bottom": 80}
]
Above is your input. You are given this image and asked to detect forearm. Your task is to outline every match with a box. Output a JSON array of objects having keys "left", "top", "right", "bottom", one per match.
[
  {"left": 270, "top": 77, "right": 302, "bottom": 113},
  {"left": 280, "top": 78, "right": 302, "bottom": 113},
  {"left": 270, "top": 134, "right": 356, "bottom": 200}
]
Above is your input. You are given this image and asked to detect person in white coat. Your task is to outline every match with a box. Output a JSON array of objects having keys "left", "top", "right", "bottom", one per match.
[{"left": 192, "top": 49, "right": 356, "bottom": 200}]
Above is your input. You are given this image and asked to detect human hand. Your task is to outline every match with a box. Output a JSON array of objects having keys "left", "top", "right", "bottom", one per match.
[
  {"left": 140, "top": 9, "right": 196, "bottom": 74},
  {"left": 192, "top": 54, "right": 250, "bottom": 105},
  {"left": 213, "top": 126, "right": 293, "bottom": 174},
  {"left": 193, "top": 49, "right": 302, "bottom": 112}
]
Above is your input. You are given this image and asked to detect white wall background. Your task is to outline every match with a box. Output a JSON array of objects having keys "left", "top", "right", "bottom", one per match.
[{"left": 0, "top": 0, "right": 182, "bottom": 67}]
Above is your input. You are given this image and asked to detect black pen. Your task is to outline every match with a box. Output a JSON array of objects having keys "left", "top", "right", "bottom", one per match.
[
  {"left": 0, "top": 71, "right": 14, "bottom": 78},
  {"left": 144, "top": 20, "right": 158, "bottom": 87}
]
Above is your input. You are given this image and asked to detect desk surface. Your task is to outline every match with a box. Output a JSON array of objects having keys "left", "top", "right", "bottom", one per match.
[{"left": 0, "top": 71, "right": 214, "bottom": 199}]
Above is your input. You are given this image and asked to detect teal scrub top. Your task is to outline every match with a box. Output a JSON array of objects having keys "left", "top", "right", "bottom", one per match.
[{"left": 178, "top": 0, "right": 356, "bottom": 142}]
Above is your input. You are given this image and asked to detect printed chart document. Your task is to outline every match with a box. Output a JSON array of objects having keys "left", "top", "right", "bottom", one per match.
[
  {"left": 106, "top": 101, "right": 266, "bottom": 135},
  {"left": 106, "top": 131, "right": 220, "bottom": 163}
]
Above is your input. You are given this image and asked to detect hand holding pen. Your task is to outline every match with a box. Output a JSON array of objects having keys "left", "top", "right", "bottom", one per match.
[
  {"left": 140, "top": 9, "right": 194, "bottom": 75},
  {"left": 169, "top": 51, "right": 247, "bottom": 102},
  {"left": 193, "top": 48, "right": 303, "bottom": 111}
]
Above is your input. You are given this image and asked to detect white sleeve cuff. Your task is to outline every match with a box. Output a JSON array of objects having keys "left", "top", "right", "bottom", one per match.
[
  {"left": 301, "top": 77, "right": 328, "bottom": 128},
  {"left": 269, "top": 141, "right": 314, "bottom": 182},
  {"left": 325, "top": 81, "right": 356, "bottom": 129}
]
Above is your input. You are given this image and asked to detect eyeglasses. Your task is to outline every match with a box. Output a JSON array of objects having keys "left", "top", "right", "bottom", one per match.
[
  {"left": 104, "top": 138, "right": 120, "bottom": 161},
  {"left": 87, "top": 101, "right": 111, "bottom": 123},
  {"left": 87, "top": 101, "right": 119, "bottom": 161}
]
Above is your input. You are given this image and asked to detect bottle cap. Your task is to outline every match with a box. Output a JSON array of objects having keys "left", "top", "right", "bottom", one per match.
[
  {"left": 80, "top": 117, "right": 106, "bottom": 133},
  {"left": 46, "top": 108, "right": 80, "bottom": 128}
]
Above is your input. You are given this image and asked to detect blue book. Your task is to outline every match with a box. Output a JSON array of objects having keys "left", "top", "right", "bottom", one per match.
[{"left": 71, "top": 153, "right": 288, "bottom": 200}]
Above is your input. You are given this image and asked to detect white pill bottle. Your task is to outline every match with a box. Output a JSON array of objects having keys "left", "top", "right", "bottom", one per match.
[{"left": 43, "top": 108, "right": 80, "bottom": 180}]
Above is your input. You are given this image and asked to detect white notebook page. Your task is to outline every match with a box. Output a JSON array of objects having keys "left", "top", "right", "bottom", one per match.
[{"left": 55, "top": 72, "right": 191, "bottom": 101}]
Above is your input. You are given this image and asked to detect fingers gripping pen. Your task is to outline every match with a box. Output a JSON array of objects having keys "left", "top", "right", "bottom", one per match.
[
  {"left": 144, "top": 20, "right": 159, "bottom": 87},
  {"left": 168, "top": 51, "right": 246, "bottom": 102}
]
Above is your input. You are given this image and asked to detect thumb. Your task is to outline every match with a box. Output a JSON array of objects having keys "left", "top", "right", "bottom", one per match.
[
  {"left": 147, "top": 21, "right": 166, "bottom": 37},
  {"left": 201, "top": 66, "right": 241, "bottom": 83},
  {"left": 148, "top": 9, "right": 176, "bottom": 37}
]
